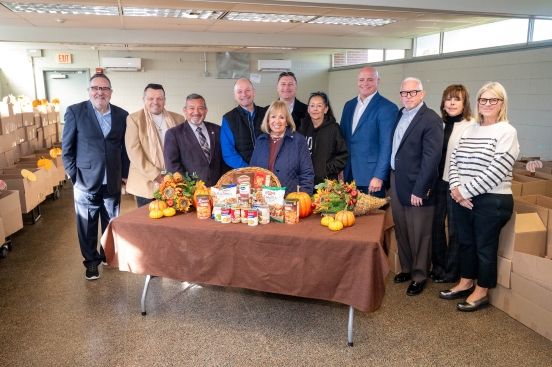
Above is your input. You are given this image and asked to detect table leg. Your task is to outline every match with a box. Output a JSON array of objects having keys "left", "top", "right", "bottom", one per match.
[
  {"left": 141, "top": 275, "right": 152, "bottom": 316},
  {"left": 347, "top": 305, "right": 354, "bottom": 347}
]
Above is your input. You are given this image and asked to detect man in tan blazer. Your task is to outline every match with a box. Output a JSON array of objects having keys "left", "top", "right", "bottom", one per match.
[{"left": 125, "top": 83, "right": 185, "bottom": 207}]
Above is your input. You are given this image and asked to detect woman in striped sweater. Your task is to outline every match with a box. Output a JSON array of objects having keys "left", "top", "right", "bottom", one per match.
[{"left": 440, "top": 82, "right": 520, "bottom": 312}]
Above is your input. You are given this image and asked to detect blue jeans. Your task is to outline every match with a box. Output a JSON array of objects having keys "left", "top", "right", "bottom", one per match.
[
  {"left": 453, "top": 193, "right": 513, "bottom": 288},
  {"left": 73, "top": 185, "right": 120, "bottom": 267}
]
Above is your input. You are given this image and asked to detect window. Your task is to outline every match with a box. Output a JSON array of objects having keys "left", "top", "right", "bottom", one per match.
[
  {"left": 414, "top": 34, "right": 440, "bottom": 57},
  {"left": 533, "top": 18, "right": 552, "bottom": 42},
  {"left": 385, "top": 49, "right": 406, "bottom": 61},
  {"left": 443, "top": 19, "right": 528, "bottom": 53},
  {"left": 332, "top": 49, "right": 385, "bottom": 67}
]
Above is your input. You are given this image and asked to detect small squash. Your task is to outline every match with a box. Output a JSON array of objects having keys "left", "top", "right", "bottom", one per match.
[
  {"left": 335, "top": 210, "right": 355, "bottom": 227},
  {"left": 162, "top": 207, "right": 176, "bottom": 217},
  {"left": 148, "top": 209, "right": 164, "bottom": 219},
  {"left": 320, "top": 216, "right": 334, "bottom": 227},
  {"left": 21, "top": 169, "right": 37, "bottom": 182},
  {"left": 328, "top": 220, "right": 344, "bottom": 231},
  {"left": 285, "top": 186, "right": 312, "bottom": 218},
  {"left": 37, "top": 157, "right": 54, "bottom": 170},
  {"left": 148, "top": 200, "right": 168, "bottom": 212}
]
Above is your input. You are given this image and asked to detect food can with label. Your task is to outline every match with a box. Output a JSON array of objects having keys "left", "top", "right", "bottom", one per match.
[
  {"left": 220, "top": 207, "right": 231, "bottom": 224},
  {"left": 212, "top": 204, "right": 223, "bottom": 222},
  {"left": 240, "top": 205, "right": 250, "bottom": 224},
  {"left": 230, "top": 205, "right": 241, "bottom": 223},
  {"left": 256, "top": 204, "right": 270, "bottom": 224},
  {"left": 247, "top": 209, "right": 258, "bottom": 226},
  {"left": 196, "top": 195, "right": 211, "bottom": 220},
  {"left": 284, "top": 199, "right": 299, "bottom": 224}
]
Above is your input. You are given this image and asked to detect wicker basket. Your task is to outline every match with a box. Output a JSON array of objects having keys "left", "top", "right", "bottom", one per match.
[{"left": 215, "top": 167, "right": 281, "bottom": 188}]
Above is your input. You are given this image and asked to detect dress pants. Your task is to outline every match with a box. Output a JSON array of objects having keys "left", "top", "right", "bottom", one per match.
[
  {"left": 74, "top": 185, "right": 120, "bottom": 267},
  {"left": 452, "top": 193, "right": 513, "bottom": 288},
  {"left": 431, "top": 179, "right": 459, "bottom": 280},
  {"left": 390, "top": 173, "right": 435, "bottom": 282},
  {"left": 135, "top": 195, "right": 153, "bottom": 208}
]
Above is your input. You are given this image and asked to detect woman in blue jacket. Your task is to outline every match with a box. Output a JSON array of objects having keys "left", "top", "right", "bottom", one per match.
[{"left": 250, "top": 100, "right": 314, "bottom": 195}]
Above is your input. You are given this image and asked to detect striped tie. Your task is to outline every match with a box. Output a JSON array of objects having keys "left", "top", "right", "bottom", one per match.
[{"left": 196, "top": 127, "right": 210, "bottom": 161}]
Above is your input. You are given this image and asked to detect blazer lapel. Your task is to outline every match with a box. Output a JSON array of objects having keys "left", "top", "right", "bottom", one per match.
[{"left": 352, "top": 92, "right": 380, "bottom": 136}]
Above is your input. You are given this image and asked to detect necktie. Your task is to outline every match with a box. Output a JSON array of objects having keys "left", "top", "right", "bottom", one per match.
[{"left": 196, "top": 127, "right": 210, "bottom": 161}]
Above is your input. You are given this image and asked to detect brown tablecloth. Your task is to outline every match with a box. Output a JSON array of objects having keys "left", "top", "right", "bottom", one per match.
[{"left": 101, "top": 207, "right": 389, "bottom": 312}]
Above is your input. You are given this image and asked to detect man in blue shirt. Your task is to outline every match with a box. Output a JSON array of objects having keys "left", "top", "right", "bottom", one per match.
[{"left": 220, "top": 78, "right": 267, "bottom": 168}]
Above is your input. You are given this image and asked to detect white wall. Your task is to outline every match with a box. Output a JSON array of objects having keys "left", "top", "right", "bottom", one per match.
[
  {"left": 0, "top": 47, "right": 330, "bottom": 124},
  {"left": 329, "top": 46, "right": 552, "bottom": 159}
]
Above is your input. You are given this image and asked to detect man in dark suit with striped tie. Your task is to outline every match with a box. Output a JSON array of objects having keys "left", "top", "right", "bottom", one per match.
[{"left": 164, "top": 94, "right": 227, "bottom": 187}]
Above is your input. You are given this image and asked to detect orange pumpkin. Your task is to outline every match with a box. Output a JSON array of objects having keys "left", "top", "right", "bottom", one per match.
[
  {"left": 148, "top": 200, "right": 168, "bottom": 212},
  {"left": 285, "top": 186, "right": 312, "bottom": 218},
  {"left": 335, "top": 210, "right": 355, "bottom": 227}
]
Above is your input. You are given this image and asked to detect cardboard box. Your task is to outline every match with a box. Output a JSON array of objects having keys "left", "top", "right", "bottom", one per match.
[
  {"left": 0, "top": 217, "right": 5, "bottom": 244},
  {"left": 513, "top": 213, "right": 547, "bottom": 257},
  {"left": 0, "top": 190, "right": 24, "bottom": 235},
  {"left": 512, "top": 173, "right": 552, "bottom": 196},
  {"left": 511, "top": 181, "right": 522, "bottom": 197},
  {"left": 0, "top": 132, "right": 17, "bottom": 153},
  {"left": 20, "top": 153, "right": 65, "bottom": 183},
  {"left": 0, "top": 149, "right": 15, "bottom": 168},
  {"left": 516, "top": 195, "right": 552, "bottom": 256},
  {"left": 0, "top": 169, "right": 48, "bottom": 212},
  {"left": 21, "top": 112, "right": 34, "bottom": 127},
  {"left": 497, "top": 255, "right": 512, "bottom": 288},
  {"left": 512, "top": 250, "right": 552, "bottom": 290},
  {"left": 510, "top": 272, "right": 552, "bottom": 312},
  {"left": 14, "top": 162, "right": 57, "bottom": 194}
]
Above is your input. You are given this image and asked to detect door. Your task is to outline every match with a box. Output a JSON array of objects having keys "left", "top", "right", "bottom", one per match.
[{"left": 43, "top": 69, "right": 89, "bottom": 138}]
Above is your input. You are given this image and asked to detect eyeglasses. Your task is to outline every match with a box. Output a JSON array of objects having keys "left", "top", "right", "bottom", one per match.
[
  {"left": 89, "top": 86, "right": 112, "bottom": 92},
  {"left": 478, "top": 98, "right": 503, "bottom": 105},
  {"left": 399, "top": 90, "right": 422, "bottom": 97}
]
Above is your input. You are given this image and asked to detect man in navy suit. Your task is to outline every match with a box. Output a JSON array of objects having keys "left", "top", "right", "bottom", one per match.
[
  {"left": 275, "top": 71, "right": 308, "bottom": 131},
  {"left": 340, "top": 66, "right": 398, "bottom": 197},
  {"left": 390, "top": 77, "right": 444, "bottom": 296},
  {"left": 62, "top": 73, "right": 129, "bottom": 280},
  {"left": 164, "top": 94, "right": 227, "bottom": 187}
]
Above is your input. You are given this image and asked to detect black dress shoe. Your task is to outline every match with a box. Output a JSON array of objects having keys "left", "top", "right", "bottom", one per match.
[
  {"left": 457, "top": 296, "right": 489, "bottom": 312},
  {"left": 439, "top": 286, "right": 474, "bottom": 300},
  {"left": 406, "top": 280, "right": 426, "bottom": 296},
  {"left": 394, "top": 272, "right": 411, "bottom": 283}
]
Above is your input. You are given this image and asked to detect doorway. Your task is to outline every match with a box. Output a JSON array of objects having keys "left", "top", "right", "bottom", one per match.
[{"left": 43, "top": 69, "right": 89, "bottom": 138}]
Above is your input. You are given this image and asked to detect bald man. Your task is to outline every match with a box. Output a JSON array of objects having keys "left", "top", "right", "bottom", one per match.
[{"left": 220, "top": 78, "right": 267, "bottom": 168}]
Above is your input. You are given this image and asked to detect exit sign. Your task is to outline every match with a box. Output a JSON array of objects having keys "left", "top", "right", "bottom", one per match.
[{"left": 56, "top": 53, "right": 72, "bottom": 64}]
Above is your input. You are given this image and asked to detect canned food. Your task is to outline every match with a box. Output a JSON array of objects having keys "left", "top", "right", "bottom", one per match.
[
  {"left": 230, "top": 205, "right": 241, "bottom": 223},
  {"left": 247, "top": 209, "right": 258, "bottom": 226},
  {"left": 196, "top": 195, "right": 211, "bottom": 220},
  {"left": 256, "top": 204, "right": 270, "bottom": 224},
  {"left": 212, "top": 204, "right": 223, "bottom": 222},
  {"left": 240, "top": 206, "right": 250, "bottom": 224},
  {"left": 220, "top": 207, "right": 231, "bottom": 224}
]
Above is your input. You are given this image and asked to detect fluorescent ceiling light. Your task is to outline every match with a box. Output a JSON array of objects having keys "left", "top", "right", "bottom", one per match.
[
  {"left": 2, "top": 2, "right": 118, "bottom": 16},
  {"left": 310, "top": 16, "right": 396, "bottom": 26},
  {"left": 123, "top": 7, "right": 223, "bottom": 19},
  {"left": 224, "top": 12, "right": 313, "bottom": 23}
]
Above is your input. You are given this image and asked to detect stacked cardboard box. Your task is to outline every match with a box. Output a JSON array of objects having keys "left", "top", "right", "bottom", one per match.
[
  {"left": 0, "top": 190, "right": 24, "bottom": 236},
  {"left": 491, "top": 193, "right": 552, "bottom": 342}
]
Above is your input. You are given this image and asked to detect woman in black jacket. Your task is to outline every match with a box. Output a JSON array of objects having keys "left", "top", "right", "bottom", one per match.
[{"left": 299, "top": 92, "right": 348, "bottom": 185}]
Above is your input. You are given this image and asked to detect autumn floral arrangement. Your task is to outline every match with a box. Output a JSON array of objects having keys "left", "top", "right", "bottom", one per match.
[
  {"left": 152, "top": 172, "right": 198, "bottom": 213},
  {"left": 312, "top": 179, "right": 389, "bottom": 216}
]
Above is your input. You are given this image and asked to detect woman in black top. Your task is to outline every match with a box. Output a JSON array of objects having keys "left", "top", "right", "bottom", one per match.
[{"left": 299, "top": 92, "right": 348, "bottom": 185}]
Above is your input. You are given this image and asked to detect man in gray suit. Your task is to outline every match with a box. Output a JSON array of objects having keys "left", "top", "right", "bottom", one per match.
[
  {"left": 164, "top": 94, "right": 227, "bottom": 187},
  {"left": 62, "top": 73, "right": 129, "bottom": 281}
]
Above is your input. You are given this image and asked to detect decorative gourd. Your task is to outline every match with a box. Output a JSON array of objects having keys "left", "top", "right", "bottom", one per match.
[
  {"left": 328, "top": 220, "right": 344, "bottom": 231},
  {"left": 335, "top": 210, "right": 355, "bottom": 227},
  {"left": 37, "top": 157, "right": 54, "bottom": 170},
  {"left": 193, "top": 180, "right": 210, "bottom": 207},
  {"left": 285, "top": 186, "right": 312, "bottom": 218},
  {"left": 21, "top": 169, "right": 37, "bottom": 182},
  {"left": 49, "top": 147, "right": 62, "bottom": 158},
  {"left": 162, "top": 207, "right": 176, "bottom": 217},
  {"left": 148, "top": 209, "right": 164, "bottom": 219},
  {"left": 320, "top": 216, "right": 334, "bottom": 227},
  {"left": 148, "top": 200, "right": 168, "bottom": 212},
  {"left": 353, "top": 193, "right": 390, "bottom": 216}
]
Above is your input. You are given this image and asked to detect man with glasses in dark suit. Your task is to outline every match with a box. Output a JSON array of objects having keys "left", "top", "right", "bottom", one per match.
[{"left": 62, "top": 73, "right": 129, "bottom": 280}]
